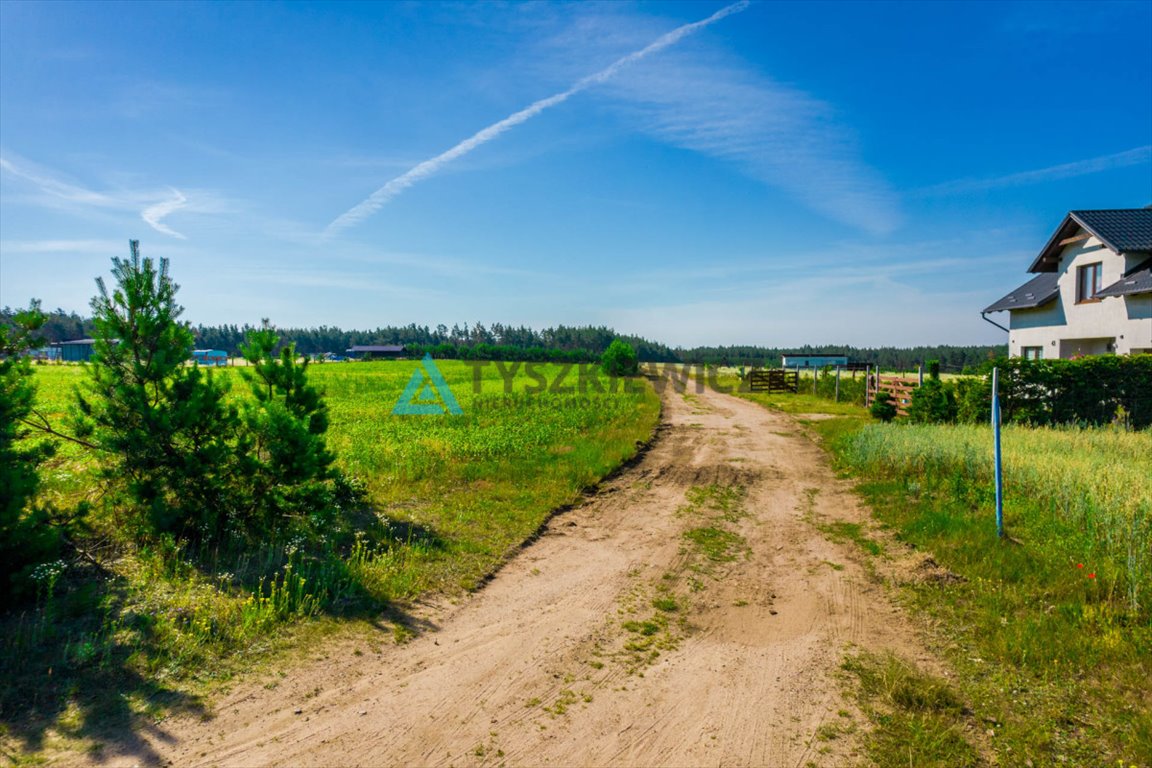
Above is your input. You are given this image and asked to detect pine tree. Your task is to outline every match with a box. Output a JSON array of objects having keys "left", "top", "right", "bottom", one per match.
[
  {"left": 74, "top": 241, "right": 238, "bottom": 541},
  {"left": 235, "top": 320, "right": 337, "bottom": 535},
  {"left": 0, "top": 301, "right": 64, "bottom": 604}
]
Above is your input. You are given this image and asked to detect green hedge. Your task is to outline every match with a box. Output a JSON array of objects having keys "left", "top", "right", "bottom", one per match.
[{"left": 957, "top": 355, "right": 1152, "bottom": 429}]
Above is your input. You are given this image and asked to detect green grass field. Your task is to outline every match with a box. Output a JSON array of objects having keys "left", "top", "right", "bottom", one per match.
[
  {"left": 840, "top": 421, "right": 1152, "bottom": 767},
  {"left": 844, "top": 422, "right": 1152, "bottom": 613},
  {"left": 2, "top": 360, "right": 659, "bottom": 754}
]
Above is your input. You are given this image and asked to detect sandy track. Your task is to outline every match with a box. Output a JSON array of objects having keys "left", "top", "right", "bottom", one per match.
[{"left": 97, "top": 382, "right": 927, "bottom": 767}]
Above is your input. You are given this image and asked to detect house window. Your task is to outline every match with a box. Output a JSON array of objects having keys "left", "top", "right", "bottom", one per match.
[
  {"left": 1021, "top": 346, "right": 1043, "bottom": 360},
  {"left": 1076, "top": 262, "right": 1102, "bottom": 303}
]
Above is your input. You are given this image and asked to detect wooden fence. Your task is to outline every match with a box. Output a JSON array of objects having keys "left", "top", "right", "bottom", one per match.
[
  {"left": 869, "top": 375, "right": 918, "bottom": 416},
  {"left": 750, "top": 369, "right": 799, "bottom": 394}
]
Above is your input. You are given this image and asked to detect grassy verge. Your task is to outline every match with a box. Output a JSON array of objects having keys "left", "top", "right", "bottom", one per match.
[
  {"left": 731, "top": 380, "right": 1152, "bottom": 767},
  {"left": 839, "top": 651, "right": 981, "bottom": 768},
  {"left": 3, "top": 361, "right": 660, "bottom": 758}
]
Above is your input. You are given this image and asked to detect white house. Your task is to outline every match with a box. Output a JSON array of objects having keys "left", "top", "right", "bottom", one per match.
[{"left": 983, "top": 208, "right": 1152, "bottom": 359}]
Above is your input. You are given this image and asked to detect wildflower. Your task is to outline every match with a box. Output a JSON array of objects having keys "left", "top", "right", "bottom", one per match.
[
  {"left": 30, "top": 560, "right": 67, "bottom": 583},
  {"left": 1075, "top": 563, "right": 1084, "bottom": 569},
  {"left": 1088, "top": 573, "right": 1096, "bottom": 579}
]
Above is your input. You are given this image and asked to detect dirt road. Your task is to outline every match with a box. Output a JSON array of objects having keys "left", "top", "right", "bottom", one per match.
[{"left": 103, "top": 382, "right": 928, "bottom": 767}]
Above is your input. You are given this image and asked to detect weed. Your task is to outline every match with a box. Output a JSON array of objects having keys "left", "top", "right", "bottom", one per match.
[
  {"left": 391, "top": 623, "right": 414, "bottom": 645},
  {"left": 684, "top": 483, "right": 747, "bottom": 521},
  {"left": 544, "top": 689, "right": 579, "bottom": 717},
  {"left": 821, "top": 521, "right": 884, "bottom": 557},
  {"left": 683, "top": 527, "right": 744, "bottom": 562},
  {"left": 623, "top": 620, "right": 660, "bottom": 636},
  {"left": 842, "top": 652, "right": 979, "bottom": 768}
]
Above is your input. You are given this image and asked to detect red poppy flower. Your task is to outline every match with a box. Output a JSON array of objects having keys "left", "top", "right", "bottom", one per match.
[
  {"left": 1088, "top": 573, "right": 1096, "bottom": 579},
  {"left": 1076, "top": 563, "right": 1084, "bottom": 569}
]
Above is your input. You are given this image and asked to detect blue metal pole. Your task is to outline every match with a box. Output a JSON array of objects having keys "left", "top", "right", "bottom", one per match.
[{"left": 992, "top": 366, "right": 1004, "bottom": 539}]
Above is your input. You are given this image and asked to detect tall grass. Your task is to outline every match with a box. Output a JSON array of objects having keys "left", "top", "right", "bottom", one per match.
[
  {"left": 780, "top": 409, "right": 1152, "bottom": 764},
  {"left": 842, "top": 423, "right": 1152, "bottom": 616}
]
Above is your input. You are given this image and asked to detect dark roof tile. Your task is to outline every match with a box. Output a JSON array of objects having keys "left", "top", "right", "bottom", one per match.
[
  {"left": 1071, "top": 209, "right": 1152, "bottom": 253},
  {"left": 1029, "top": 208, "right": 1152, "bottom": 273},
  {"left": 1096, "top": 256, "right": 1152, "bottom": 298},
  {"left": 983, "top": 272, "right": 1060, "bottom": 313}
]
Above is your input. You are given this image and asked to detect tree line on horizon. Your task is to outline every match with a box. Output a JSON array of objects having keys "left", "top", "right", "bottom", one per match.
[{"left": 2, "top": 306, "right": 1005, "bottom": 372}]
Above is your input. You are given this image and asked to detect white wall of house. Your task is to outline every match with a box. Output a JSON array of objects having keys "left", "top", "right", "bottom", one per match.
[
  {"left": 1124, "top": 294, "right": 1152, "bottom": 354},
  {"left": 1008, "top": 234, "right": 1152, "bottom": 358}
]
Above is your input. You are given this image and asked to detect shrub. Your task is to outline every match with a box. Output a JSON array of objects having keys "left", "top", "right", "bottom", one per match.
[
  {"left": 601, "top": 339, "right": 639, "bottom": 377},
  {"left": 234, "top": 321, "right": 342, "bottom": 539},
  {"left": 954, "top": 355, "right": 1152, "bottom": 429},
  {"left": 870, "top": 391, "right": 897, "bottom": 422},
  {"left": 0, "top": 301, "right": 65, "bottom": 606},
  {"left": 812, "top": 367, "right": 867, "bottom": 405},
  {"left": 954, "top": 376, "right": 990, "bottom": 424},
  {"left": 907, "top": 380, "right": 957, "bottom": 424}
]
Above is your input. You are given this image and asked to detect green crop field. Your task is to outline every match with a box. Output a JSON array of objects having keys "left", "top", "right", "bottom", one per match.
[
  {"left": 844, "top": 422, "right": 1152, "bottom": 614},
  {"left": 835, "top": 420, "right": 1152, "bottom": 764},
  {"left": 3, "top": 360, "right": 659, "bottom": 748},
  {"left": 30, "top": 361, "right": 658, "bottom": 589}
]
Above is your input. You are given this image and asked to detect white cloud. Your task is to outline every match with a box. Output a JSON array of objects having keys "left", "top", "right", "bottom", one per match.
[
  {"left": 917, "top": 145, "right": 1152, "bottom": 196},
  {"left": 514, "top": 4, "right": 902, "bottom": 235},
  {"left": 0, "top": 155, "right": 116, "bottom": 207},
  {"left": 600, "top": 49, "right": 901, "bottom": 235},
  {"left": 0, "top": 153, "right": 218, "bottom": 239},
  {"left": 141, "top": 189, "right": 189, "bottom": 239},
  {"left": 328, "top": 0, "right": 900, "bottom": 236},
  {"left": 326, "top": 2, "right": 751, "bottom": 234},
  {"left": 0, "top": 239, "right": 125, "bottom": 255}
]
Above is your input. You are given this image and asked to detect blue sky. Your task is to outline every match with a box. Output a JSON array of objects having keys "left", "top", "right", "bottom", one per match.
[{"left": 1, "top": 0, "right": 1150, "bottom": 347}]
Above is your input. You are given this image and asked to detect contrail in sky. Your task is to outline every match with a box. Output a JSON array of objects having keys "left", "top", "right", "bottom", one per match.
[
  {"left": 326, "top": 1, "right": 750, "bottom": 235},
  {"left": 916, "top": 145, "right": 1152, "bottom": 196},
  {"left": 141, "top": 188, "right": 189, "bottom": 239}
]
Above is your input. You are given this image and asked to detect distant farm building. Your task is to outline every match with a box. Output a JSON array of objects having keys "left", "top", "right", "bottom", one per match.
[
  {"left": 52, "top": 338, "right": 98, "bottom": 362},
  {"left": 781, "top": 355, "right": 849, "bottom": 369},
  {"left": 192, "top": 349, "right": 229, "bottom": 366},
  {"left": 347, "top": 344, "right": 406, "bottom": 360}
]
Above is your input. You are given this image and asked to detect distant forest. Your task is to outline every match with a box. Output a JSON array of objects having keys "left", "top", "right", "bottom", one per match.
[{"left": 3, "top": 307, "right": 1006, "bottom": 372}]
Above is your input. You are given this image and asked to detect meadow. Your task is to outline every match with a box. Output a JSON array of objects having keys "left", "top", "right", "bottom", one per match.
[
  {"left": 843, "top": 423, "right": 1152, "bottom": 615},
  {"left": 2, "top": 359, "right": 659, "bottom": 753},
  {"left": 837, "top": 423, "right": 1152, "bottom": 766}
]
